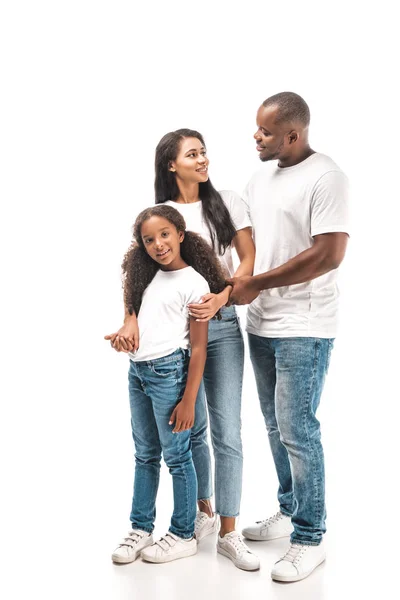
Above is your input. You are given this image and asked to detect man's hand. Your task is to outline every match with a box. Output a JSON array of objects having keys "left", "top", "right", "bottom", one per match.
[
  {"left": 104, "top": 316, "right": 139, "bottom": 353},
  {"left": 169, "top": 399, "right": 195, "bottom": 433},
  {"left": 225, "top": 275, "right": 260, "bottom": 305}
]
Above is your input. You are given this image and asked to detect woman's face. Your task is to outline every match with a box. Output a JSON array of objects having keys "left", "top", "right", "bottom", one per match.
[
  {"left": 141, "top": 216, "right": 186, "bottom": 271},
  {"left": 169, "top": 137, "right": 209, "bottom": 185}
]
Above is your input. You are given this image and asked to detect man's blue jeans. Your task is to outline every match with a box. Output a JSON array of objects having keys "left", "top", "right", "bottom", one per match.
[
  {"left": 248, "top": 334, "right": 334, "bottom": 546},
  {"left": 128, "top": 349, "right": 197, "bottom": 539},
  {"left": 191, "top": 306, "right": 244, "bottom": 517}
]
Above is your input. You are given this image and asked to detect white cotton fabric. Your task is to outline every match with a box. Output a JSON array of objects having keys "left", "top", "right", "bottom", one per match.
[
  {"left": 165, "top": 190, "right": 251, "bottom": 277},
  {"left": 129, "top": 266, "right": 209, "bottom": 362},
  {"left": 243, "top": 153, "right": 350, "bottom": 338}
]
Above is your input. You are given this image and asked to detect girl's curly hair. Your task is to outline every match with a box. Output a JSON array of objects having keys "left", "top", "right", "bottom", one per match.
[{"left": 122, "top": 205, "right": 226, "bottom": 316}]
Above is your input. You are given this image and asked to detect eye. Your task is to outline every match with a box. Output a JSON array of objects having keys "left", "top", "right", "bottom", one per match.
[
  {"left": 161, "top": 231, "right": 169, "bottom": 238},
  {"left": 201, "top": 150, "right": 207, "bottom": 156},
  {"left": 187, "top": 152, "right": 196, "bottom": 158},
  {"left": 144, "top": 238, "right": 152, "bottom": 244}
]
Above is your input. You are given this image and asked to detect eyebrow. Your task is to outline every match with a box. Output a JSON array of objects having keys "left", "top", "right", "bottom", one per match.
[
  {"left": 185, "top": 146, "right": 205, "bottom": 154},
  {"left": 142, "top": 226, "right": 171, "bottom": 238}
]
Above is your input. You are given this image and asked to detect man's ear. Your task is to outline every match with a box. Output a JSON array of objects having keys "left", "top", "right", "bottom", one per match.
[{"left": 288, "top": 130, "right": 299, "bottom": 144}]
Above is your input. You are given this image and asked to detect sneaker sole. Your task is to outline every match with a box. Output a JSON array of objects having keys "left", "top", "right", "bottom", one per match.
[
  {"left": 141, "top": 545, "right": 197, "bottom": 564},
  {"left": 112, "top": 537, "right": 154, "bottom": 564},
  {"left": 271, "top": 555, "right": 326, "bottom": 582},
  {"left": 217, "top": 546, "right": 260, "bottom": 571},
  {"left": 242, "top": 530, "right": 293, "bottom": 541}
]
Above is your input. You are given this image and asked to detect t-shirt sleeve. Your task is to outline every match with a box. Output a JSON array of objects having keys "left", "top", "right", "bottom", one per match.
[
  {"left": 186, "top": 275, "right": 210, "bottom": 305},
  {"left": 221, "top": 190, "right": 252, "bottom": 231},
  {"left": 311, "top": 170, "right": 350, "bottom": 237}
]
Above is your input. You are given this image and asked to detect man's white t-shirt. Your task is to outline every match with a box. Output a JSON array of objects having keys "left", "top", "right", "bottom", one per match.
[
  {"left": 244, "top": 153, "right": 350, "bottom": 339},
  {"left": 165, "top": 190, "right": 251, "bottom": 277},
  {"left": 129, "top": 267, "right": 209, "bottom": 362}
]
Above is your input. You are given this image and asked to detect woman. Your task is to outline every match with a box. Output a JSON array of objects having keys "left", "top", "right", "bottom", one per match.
[{"left": 154, "top": 129, "right": 258, "bottom": 571}]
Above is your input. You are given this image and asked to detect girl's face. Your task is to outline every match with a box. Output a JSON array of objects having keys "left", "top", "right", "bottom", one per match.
[
  {"left": 169, "top": 137, "right": 209, "bottom": 184},
  {"left": 141, "top": 216, "right": 187, "bottom": 271}
]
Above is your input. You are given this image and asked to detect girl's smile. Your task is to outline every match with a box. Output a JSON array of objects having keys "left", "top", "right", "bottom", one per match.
[{"left": 141, "top": 216, "right": 187, "bottom": 271}]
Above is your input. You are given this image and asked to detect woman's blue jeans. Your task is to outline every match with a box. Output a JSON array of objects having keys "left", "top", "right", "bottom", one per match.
[
  {"left": 248, "top": 334, "right": 334, "bottom": 546},
  {"left": 128, "top": 349, "right": 197, "bottom": 539},
  {"left": 190, "top": 306, "right": 244, "bottom": 517}
]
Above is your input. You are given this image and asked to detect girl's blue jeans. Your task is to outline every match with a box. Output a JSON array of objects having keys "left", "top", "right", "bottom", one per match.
[{"left": 128, "top": 349, "right": 197, "bottom": 539}]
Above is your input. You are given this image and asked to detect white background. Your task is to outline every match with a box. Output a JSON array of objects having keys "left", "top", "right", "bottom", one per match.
[{"left": 1, "top": 1, "right": 398, "bottom": 599}]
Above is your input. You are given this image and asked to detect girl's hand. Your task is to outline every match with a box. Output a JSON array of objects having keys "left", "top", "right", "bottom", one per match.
[
  {"left": 104, "top": 317, "right": 139, "bottom": 353},
  {"left": 169, "top": 400, "right": 195, "bottom": 433},
  {"left": 188, "top": 293, "right": 224, "bottom": 322}
]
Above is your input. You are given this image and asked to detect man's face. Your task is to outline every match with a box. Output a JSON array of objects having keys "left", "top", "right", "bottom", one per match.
[{"left": 254, "top": 105, "right": 287, "bottom": 162}]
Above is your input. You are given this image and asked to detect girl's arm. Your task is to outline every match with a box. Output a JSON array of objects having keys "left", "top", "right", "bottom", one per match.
[
  {"left": 169, "top": 318, "right": 208, "bottom": 433},
  {"left": 104, "top": 305, "right": 139, "bottom": 353},
  {"left": 188, "top": 227, "right": 255, "bottom": 321}
]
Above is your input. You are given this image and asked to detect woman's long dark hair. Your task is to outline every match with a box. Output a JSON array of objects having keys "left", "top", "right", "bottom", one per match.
[
  {"left": 154, "top": 128, "right": 237, "bottom": 256},
  {"left": 122, "top": 205, "right": 226, "bottom": 316}
]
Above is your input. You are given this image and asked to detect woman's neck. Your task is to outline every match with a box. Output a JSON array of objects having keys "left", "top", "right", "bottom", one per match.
[{"left": 175, "top": 181, "right": 200, "bottom": 204}]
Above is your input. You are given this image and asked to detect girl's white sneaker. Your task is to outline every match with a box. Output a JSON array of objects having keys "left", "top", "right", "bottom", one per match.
[
  {"left": 242, "top": 511, "right": 293, "bottom": 541},
  {"left": 271, "top": 541, "right": 326, "bottom": 582},
  {"left": 112, "top": 529, "right": 153, "bottom": 563},
  {"left": 140, "top": 532, "right": 197, "bottom": 563}
]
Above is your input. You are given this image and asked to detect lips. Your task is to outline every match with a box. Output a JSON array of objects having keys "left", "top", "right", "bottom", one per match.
[
  {"left": 156, "top": 249, "right": 170, "bottom": 258},
  {"left": 196, "top": 166, "right": 208, "bottom": 173}
]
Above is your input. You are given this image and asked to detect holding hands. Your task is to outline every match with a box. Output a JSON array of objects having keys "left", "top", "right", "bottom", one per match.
[{"left": 104, "top": 314, "right": 139, "bottom": 353}]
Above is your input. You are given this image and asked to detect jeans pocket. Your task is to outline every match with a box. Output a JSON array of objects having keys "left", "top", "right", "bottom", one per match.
[{"left": 150, "top": 361, "right": 178, "bottom": 378}]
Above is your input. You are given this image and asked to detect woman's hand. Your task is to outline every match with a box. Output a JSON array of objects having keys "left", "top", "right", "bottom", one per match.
[
  {"left": 169, "top": 400, "right": 195, "bottom": 433},
  {"left": 188, "top": 288, "right": 230, "bottom": 322},
  {"left": 104, "top": 316, "right": 139, "bottom": 353}
]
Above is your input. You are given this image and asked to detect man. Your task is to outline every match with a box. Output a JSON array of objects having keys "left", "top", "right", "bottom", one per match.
[{"left": 227, "top": 92, "right": 349, "bottom": 582}]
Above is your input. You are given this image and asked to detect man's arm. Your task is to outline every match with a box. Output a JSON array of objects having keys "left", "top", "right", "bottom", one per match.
[{"left": 227, "top": 232, "right": 349, "bottom": 305}]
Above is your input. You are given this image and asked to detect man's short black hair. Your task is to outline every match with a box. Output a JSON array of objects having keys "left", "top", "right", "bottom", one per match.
[{"left": 263, "top": 92, "right": 310, "bottom": 127}]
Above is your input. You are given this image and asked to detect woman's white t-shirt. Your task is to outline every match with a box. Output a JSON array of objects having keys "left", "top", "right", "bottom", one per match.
[
  {"left": 165, "top": 190, "right": 251, "bottom": 277},
  {"left": 129, "top": 266, "right": 209, "bottom": 362}
]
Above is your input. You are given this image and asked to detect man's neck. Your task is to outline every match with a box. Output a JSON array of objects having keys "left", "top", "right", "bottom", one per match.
[{"left": 278, "top": 146, "right": 315, "bottom": 168}]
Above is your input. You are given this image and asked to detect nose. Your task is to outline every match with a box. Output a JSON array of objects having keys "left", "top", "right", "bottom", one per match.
[
  {"left": 154, "top": 237, "right": 164, "bottom": 250},
  {"left": 254, "top": 129, "right": 261, "bottom": 141},
  {"left": 198, "top": 155, "right": 207, "bottom": 164}
]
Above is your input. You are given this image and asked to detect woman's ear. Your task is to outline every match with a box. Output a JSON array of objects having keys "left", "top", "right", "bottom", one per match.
[
  {"left": 179, "top": 231, "right": 185, "bottom": 243},
  {"left": 169, "top": 161, "right": 176, "bottom": 173}
]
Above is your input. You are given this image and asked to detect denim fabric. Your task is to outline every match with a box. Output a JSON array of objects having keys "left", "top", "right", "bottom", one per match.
[
  {"left": 191, "top": 305, "right": 244, "bottom": 517},
  {"left": 128, "top": 349, "right": 197, "bottom": 539},
  {"left": 248, "top": 334, "right": 334, "bottom": 545}
]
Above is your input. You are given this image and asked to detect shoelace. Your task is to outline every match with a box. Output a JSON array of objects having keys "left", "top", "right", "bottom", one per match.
[
  {"left": 120, "top": 530, "right": 146, "bottom": 548},
  {"left": 256, "top": 511, "right": 283, "bottom": 526},
  {"left": 155, "top": 533, "right": 177, "bottom": 551},
  {"left": 281, "top": 544, "right": 307, "bottom": 565},
  {"left": 225, "top": 533, "right": 251, "bottom": 555}
]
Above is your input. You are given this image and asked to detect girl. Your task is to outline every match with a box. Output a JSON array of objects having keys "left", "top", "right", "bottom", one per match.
[
  {"left": 105, "top": 205, "right": 226, "bottom": 564},
  {"left": 155, "top": 129, "right": 259, "bottom": 571}
]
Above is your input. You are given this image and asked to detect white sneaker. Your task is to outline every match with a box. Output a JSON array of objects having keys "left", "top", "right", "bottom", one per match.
[
  {"left": 140, "top": 532, "right": 197, "bottom": 563},
  {"left": 111, "top": 529, "right": 153, "bottom": 563},
  {"left": 271, "top": 540, "right": 326, "bottom": 582},
  {"left": 217, "top": 531, "right": 260, "bottom": 571},
  {"left": 195, "top": 511, "right": 219, "bottom": 541},
  {"left": 242, "top": 511, "right": 293, "bottom": 541}
]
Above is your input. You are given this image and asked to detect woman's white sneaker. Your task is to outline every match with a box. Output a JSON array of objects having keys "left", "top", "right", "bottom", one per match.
[
  {"left": 140, "top": 532, "right": 197, "bottom": 563},
  {"left": 271, "top": 541, "right": 326, "bottom": 582},
  {"left": 111, "top": 529, "right": 153, "bottom": 563},
  {"left": 242, "top": 511, "right": 293, "bottom": 541},
  {"left": 194, "top": 511, "right": 219, "bottom": 541},
  {"left": 217, "top": 531, "right": 260, "bottom": 571}
]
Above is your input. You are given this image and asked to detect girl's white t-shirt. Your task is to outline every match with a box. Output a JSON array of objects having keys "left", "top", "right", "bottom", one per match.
[
  {"left": 129, "top": 266, "right": 209, "bottom": 362},
  {"left": 165, "top": 190, "right": 251, "bottom": 277}
]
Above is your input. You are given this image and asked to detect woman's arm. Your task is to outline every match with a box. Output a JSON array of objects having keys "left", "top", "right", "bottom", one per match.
[
  {"left": 188, "top": 227, "right": 255, "bottom": 321},
  {"left": 104, "top": 305, "right": 139, "bottom": 353},
  {"left": 169, "top": 318, "right": 208, "bottom": 433}
]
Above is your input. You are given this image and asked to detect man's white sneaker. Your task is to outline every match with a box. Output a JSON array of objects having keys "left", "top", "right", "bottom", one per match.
[
  {"left": 111, "top": 529, "right": 153, "bottom": 563},
  {"left": 140, "top": 532, "right": 197, "bottom": 563},
  {"left": 271, "top": 540, "right": 326, "bottom": 582},
  {"left": 194, "top": 511, "right": 219, "bottom": 541},
  {"left": 217, "top": 531, "right": 260, "bottom": 571},
  {"left": 242, "top": 511, "right": 293, "bottom": 541}
]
